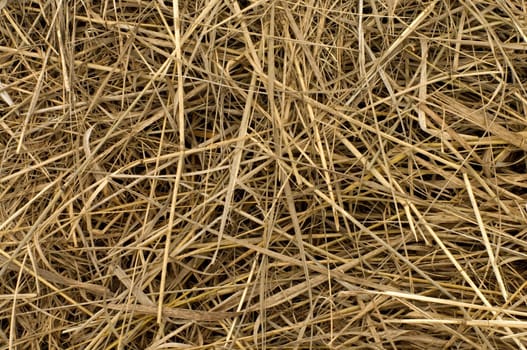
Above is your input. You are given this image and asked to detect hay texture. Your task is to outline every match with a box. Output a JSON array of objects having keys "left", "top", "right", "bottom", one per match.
[{"left": 1, "top": 0, "right": 527, "bottom": 349}]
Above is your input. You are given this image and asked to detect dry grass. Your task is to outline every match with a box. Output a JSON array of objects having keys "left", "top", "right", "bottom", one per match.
[{"left": 1, "top": 0, "right": 527, "bottom": 349}]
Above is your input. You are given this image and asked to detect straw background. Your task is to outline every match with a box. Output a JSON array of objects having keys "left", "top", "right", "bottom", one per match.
[{"left": 1, "top": 0, "right": 527, "bottom": 349}]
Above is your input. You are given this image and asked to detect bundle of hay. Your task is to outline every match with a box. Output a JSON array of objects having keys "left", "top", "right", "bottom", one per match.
[{"left": 1, "top": 0, "right": 527, "bottom": 348}]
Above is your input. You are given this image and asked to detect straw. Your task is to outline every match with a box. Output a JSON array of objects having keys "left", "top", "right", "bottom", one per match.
[{"left": 1, "top": 0, "right": 527, "bottom": 348}]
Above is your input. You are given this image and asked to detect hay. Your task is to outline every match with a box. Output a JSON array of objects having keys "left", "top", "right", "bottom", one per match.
[{"left": 1, "top": 0, "right": 527, "bottom": 348}]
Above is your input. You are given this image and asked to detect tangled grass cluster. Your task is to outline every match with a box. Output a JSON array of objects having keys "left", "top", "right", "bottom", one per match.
[{"left": 1, "top": 0, "right": 527, "bottom": 349}]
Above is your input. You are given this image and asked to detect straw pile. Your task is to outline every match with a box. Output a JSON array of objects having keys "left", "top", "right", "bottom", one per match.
[{"left": 1, "top": 0, "right": 527, "bottom": 349}]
